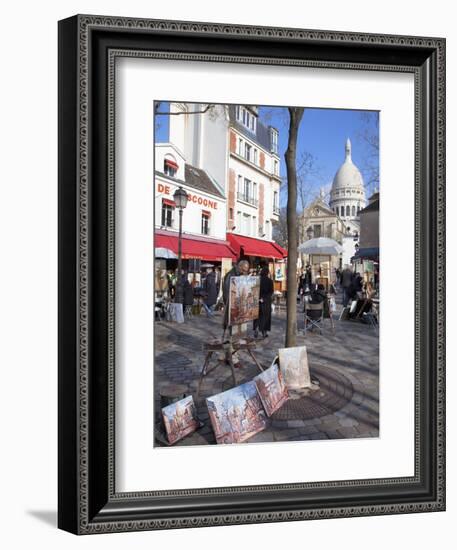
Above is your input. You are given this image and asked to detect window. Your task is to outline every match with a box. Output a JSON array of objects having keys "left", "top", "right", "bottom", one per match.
[
  {"left": 244, "top": 178, "right": 251, "bottom": 201},
  {"left": 229, "top": 208, "right": 233, "bottom": 220},
  {"left": 274, "top": 160, "right": 279, "bottom": 175},
  {"left": 237, "top": 174, "right": 243, "bottom": 193},
  {"left": 253, "top": 149, "right": 258, "bottom": 165},
  {"left": 244, "top": 142, "right": 252, "bottom": 162},
  {"left": 270, "top": 128, "right": 279, "bottom": 154},
  {"left": 352, "top": 205, "right": 355, "bottom": 216},
  {"left": 346, "top": 205, "right": 350, "bottom": 217},
  {"left": 163, "top": 156, "right": 178, "bottom": 177},
  {"left": 253, "top": 182, "right": 257, "bottom": 202},
  {"left": 243, "top": 213, "right": 251, "bottom": 235},
  {"left": 313, "top": 224, "right": 322, "bottom": 238},
  {"left": 201, "top": 211, "right": 210, "bottom": 235},
  {"left": 236, "top": 211, "right": 242, "bottom": 230},
  {"left": 253, "top": 216, "right": 257, "bottom": 237},
  {"left": 161, "top": 200, "right": 174, "bottom": 228},
  {"left": 265, "top": 220, "right": 270, "bottom": 239},
  {"left": 238, "top": 138, "right": 243, "bottom": 155},
  {"left": 237, "top": 106, "right": 257, "bottom": 132},
  {"left": 273, "top": 191, "right": 279, "bottom": 213}
]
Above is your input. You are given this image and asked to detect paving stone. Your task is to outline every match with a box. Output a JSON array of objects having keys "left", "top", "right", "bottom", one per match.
[{"left": 339, "top": 417, "right": 359, "bottom": 428}]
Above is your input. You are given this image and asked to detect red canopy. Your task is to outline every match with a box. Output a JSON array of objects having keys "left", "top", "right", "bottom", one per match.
[
  {"left": 155, "top": 232, "right": 236, "bottom": 261},
  {"left": 227, "top": 233, "right": 287, "bottom": 260}
]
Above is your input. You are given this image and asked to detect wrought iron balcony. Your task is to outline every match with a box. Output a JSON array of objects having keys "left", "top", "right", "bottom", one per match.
[{"left": 237, "top": 192, "right": 258, "bottom": 207}]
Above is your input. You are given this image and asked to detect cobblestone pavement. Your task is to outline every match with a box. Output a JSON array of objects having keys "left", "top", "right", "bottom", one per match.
[{"left": 155, "top": 295, "right": 379, "bottom": 446}]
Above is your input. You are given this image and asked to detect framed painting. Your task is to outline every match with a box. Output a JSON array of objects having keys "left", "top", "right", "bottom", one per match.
[{"left": 58, "top": 14, "right": 445, "bottom": 534}]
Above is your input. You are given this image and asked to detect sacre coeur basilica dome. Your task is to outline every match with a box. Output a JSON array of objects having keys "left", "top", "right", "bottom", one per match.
[{"left": 329, "top": 138, "right": 367, "bottom": 231}]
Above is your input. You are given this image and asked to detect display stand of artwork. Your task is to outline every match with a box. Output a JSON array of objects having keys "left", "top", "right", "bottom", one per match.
[
  {"left": 278, "top": 346, "right": 312, "bottom": 390},
  {"left": 206, "top": 381, "right": 267, "bottom": 444},
  {"left": 254, "top": 362, "right": 289, "bottom": 416},
  {"left": 196, "top": 337, "right": 264, "bottom": 398},
  {"left": 197, "top": 275, "right": 263, "bottom": 397}
]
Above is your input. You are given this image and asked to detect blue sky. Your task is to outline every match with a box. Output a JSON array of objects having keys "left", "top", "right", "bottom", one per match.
[{"left": 155, "top": 103, "right": 379, "bottom": 208}]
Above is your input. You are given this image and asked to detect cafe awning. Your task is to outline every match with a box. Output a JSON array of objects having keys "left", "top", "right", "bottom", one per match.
[
  {"left": 353, "top": 247, "right": 379, "bottom": 260},
  {"left": 227, "top": 233, "right": 287, "bottom": 260},
  {"left": 155, "top": 232, "right": 236, "bottom": 261}
]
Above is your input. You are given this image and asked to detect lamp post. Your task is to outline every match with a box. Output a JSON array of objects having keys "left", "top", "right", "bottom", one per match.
[{"left": 173, "top": 186, "right": 189, "bottom": 304}]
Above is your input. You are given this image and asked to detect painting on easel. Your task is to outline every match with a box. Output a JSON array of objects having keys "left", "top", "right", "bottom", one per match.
[
  {"left": 229, "top": 275, "right": 260, "bottom": 326},
  {"left": 206, "top": 381, "right": 267, "bottom": 444}
]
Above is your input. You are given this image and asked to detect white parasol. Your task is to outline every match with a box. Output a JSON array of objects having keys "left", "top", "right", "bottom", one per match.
[
  {"left": 298, "top": 237, "right": 343, "bottom": 256},
  {"left": 155, "top": 247, "right": 178, "bottom": 259}
]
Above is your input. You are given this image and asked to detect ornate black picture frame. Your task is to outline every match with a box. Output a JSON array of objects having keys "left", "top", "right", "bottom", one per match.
[{"left": 58, "top": 14, "right": 445, "bottom": 534}]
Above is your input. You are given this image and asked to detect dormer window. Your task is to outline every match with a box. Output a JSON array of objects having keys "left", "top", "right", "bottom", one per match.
[
  {"left": 270, "top": 127, "right": 279, "bottom": 154},
  {"left": 236, "top": 105, "right": 257, "bottom": 133},
  {"left": 164, "top": 156, "right": 178, "bottom": 177}
]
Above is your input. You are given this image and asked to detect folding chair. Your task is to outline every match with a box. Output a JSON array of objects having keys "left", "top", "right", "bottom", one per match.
[
  {"left": 184, "top": 305, "right": 193, "bottom": 319},
  {"left": 303, "top": 302, "right": 324, "bottom": 335}
]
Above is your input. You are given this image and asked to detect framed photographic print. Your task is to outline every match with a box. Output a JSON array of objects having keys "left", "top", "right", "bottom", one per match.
[{"left": 58, "top": 14, "right": 445, "bottom": 534}]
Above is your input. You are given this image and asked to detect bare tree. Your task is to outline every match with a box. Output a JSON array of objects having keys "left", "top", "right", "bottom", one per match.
[
  {"left": 358, "top": 112, "right": 379, "bottom": 195},
  {"left": 285, "top": 107, "right": 304, "bottom": 348}
]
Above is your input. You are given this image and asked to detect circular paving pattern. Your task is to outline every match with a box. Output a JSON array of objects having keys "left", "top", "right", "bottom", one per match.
[{"left": 271, "top": 364, "right": 354, "bottom": 421}]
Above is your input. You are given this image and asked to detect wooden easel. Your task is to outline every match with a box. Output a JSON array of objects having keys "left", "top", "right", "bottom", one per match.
[{"left": 196, "top": 329, "right": 264, "bottom": 399}]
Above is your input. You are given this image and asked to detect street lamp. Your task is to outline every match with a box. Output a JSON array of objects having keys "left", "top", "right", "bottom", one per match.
[{"left": 173, "top": 186, "right": 189, "bottom": 304}]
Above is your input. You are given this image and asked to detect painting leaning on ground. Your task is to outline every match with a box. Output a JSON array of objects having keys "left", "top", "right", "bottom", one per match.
[{"left": 153, "top": 100, "right": 380, "bottom": 447}]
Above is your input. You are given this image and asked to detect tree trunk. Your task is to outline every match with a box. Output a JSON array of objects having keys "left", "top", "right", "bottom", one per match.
[{"left": 285, "top": 107, "right": 304, "bottom": 347}]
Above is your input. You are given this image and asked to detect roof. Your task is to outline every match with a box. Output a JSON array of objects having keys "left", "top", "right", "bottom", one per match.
[
  {"left": 184, "top": 164, "right": 225, "bottom": 199},
  {"left": 360, "top": 197, "right": 379, "bottom": 213},
  {"left": 227, "top": 105, "right": 274, "bottom": 152}
]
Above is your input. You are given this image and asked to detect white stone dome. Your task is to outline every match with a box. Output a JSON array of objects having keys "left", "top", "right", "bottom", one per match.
[{"left": 329, "top": 138, "right": 366, "bottom": 222}]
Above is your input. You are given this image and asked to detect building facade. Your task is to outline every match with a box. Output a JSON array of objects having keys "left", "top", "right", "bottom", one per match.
[
  {"left": 158, "top": 103, "right": 286, "bottom": 267},
  {"left": 226, "top": 105, "right": 281, "bottom": 242}
]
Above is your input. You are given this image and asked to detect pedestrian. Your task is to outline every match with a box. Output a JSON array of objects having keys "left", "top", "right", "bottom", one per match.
[
  {"left": 182, "top": 274, "right": 194, "bottom": 310},
  {"left": 352, "top": 271, "right": 363, "bottom": 296},
  {"left": 340, "top": 264, "right": 353, "bottom": 307},
  {"left": 167, "top": 269, "right": 176, "bottom": 299},
  {"left": 304, "top": 264, "right": 312, "bottom": 289},
  {"left": 202, "top": 268, "right": 218, "bottom": 317},
  {"left": 253, "top": 266, "right": 274, "bottom": 338}
]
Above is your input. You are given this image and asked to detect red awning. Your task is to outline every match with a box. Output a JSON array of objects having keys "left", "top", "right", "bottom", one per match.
[
  {"left": 227, "top": 233, "right": 287, "bottom": 260},
  {"left": 155, "top": 232, "right": 236, "bottom": 261},
  {"left": 162, "top": 198, "right": 176, "bottom": 207},
  {"left": 164, "top": 159, "right": 179, "bottom": 169}
]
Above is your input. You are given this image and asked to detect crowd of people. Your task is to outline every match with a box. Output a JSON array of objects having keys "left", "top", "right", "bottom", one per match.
[{"left": 159, "top": 260, "right": 377, "bottom": 333}]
